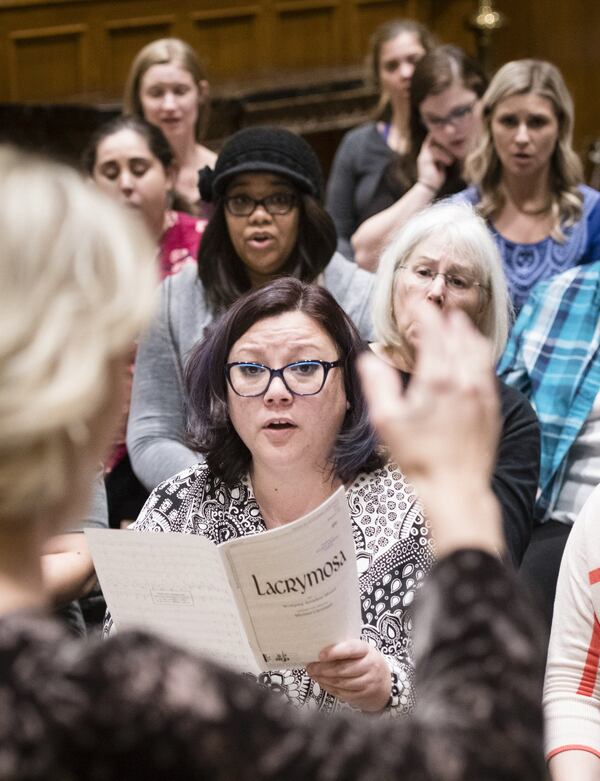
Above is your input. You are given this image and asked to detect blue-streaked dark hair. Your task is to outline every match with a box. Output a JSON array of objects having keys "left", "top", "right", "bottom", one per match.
[{"left": 184, "top": 277, "right": 382, "bottom": 486}]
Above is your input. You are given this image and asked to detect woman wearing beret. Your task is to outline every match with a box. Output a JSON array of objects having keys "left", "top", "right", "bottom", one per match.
[{"left": 127, "top": 126, "right": 375, "bottom": 491}]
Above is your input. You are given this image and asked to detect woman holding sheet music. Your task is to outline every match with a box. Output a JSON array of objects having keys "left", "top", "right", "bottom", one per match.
[
  {"left": 106, "top": 277, "right": 434, "bottom": 715},
  {"left": 0, "top": 146, "right": 544, "bottom": 777}
]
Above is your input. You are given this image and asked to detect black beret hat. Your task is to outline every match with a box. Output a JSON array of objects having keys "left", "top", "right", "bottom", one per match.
[{"left": 199, "top": 126, "right": 324, "bottom": 203}]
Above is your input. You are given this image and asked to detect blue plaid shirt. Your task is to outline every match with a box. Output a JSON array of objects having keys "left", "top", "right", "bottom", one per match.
[{"left": 498, "top": 261, "right": 600, "bottom": 522}]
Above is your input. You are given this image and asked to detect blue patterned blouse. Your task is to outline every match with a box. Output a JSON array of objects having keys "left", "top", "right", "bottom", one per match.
[{"left": 452, "top": 185, "right": 600, "bottom": 313}]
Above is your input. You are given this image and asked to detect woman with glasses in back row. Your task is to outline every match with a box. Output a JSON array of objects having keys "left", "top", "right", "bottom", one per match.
[
  {"left": 351, "top": 45, "right": 487, "bottom": 270},
  {"left": 127, "top": 126, "right": 374, "bottom": 493}
]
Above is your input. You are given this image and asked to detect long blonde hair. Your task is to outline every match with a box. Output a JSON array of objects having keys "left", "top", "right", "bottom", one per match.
[
  {"left": 466, "top": 59, "right": 583, "bottom": 241},
  {"left": 123, "top": 37, "right": 210, "bottom": 142},
  {"left": 0, "top": 148, "right": 156, "bottom": 523}
]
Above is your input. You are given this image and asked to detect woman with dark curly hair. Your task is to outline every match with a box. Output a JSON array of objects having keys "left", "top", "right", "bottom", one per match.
[{"left": 127, "top": 125, "right": 374, "bottom": 491}]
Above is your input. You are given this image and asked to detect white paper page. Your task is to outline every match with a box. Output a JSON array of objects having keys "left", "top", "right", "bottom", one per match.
[
  {"left": 221, "top": 486, "right": 362, "bottom": 670},
  {"left": 86, "top": 529, "right": 259, "bottom": 673}
]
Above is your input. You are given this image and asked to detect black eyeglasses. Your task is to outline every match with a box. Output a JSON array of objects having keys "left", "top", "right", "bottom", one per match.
[
  {"left": 223, "top": 192, "right": 297, "bottom": 217},
  {"left": 422, "top": 100, "right": 477, "bottom": 130},
  {"left": 226, "top": 359, "right": 342, "bottom": 397}
]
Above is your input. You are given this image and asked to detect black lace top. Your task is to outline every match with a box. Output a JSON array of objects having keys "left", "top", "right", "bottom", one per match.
[{"left": 1, "top": 550, "right": 545, "bottom": 780}]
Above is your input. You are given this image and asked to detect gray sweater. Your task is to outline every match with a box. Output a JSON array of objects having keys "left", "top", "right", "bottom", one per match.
[
  {"left": 127, "top": 253, "right": 375, "bottom": 490},
  {"left": 325, "top": 123, "right": 393, "bottom": 260}
]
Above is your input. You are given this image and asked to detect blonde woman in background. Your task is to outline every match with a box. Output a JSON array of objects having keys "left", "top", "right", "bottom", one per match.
[
  {"left": 124, "top": 37, "right": 216, "bottom": 211},
  {"left": 0, "top": 144, "right": 546, "bottom": 777},
  {"left": 455, "top": 59, "right": 600, "bottom": 312}
]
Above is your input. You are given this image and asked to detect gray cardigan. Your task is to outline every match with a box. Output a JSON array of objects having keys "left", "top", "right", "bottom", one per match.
[
  {"left": 325, "top": 123, "right": 392, "bottom": 260},
  {"left": 127, "top": 253, "right": 374, "bottom": 490}
]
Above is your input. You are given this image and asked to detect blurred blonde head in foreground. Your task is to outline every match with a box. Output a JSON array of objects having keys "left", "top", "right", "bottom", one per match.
[{"left": 0, "top": 147, "right": 156, "bottom": 526}]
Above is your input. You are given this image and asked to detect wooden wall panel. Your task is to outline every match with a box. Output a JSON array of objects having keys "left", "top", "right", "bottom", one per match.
[
  {"left": 0, "top": 0, "right": 597, "bottom": 161},
  {"left": 271, "top": 1, "right": 341, "bottom": 71},
  {"left": 191, "top": 7, "right": 263, "bottom": 82},
  {"left": 103, "top": 15, "right": 175, "bottom": 95},
  {"left": 8, "top": 23, "right": 88, "bottom": 100},
  {"left": 428, "top": 0, "right": 474, "bottom": 56},
  {"left": 349, "top": 0, "right": 421, "bottom": 62}
]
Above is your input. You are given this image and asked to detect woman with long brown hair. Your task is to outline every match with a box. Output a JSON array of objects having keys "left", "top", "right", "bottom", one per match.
[
  {"left": 325, "top": 19, "right": 434, "bottom": 259},
  {"left": 351, "top": 45, "right": 487, "bottom": 270}
]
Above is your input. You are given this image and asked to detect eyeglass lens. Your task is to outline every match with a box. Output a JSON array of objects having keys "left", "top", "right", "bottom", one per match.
[
  {"left": 225, "top": 193, "right": 295, "bottom": 216},
  {"left": 425, "top": 103, "right": 474, "bottom": 129},
  {"left": 229, "top": 362, "right": 326, "bottom": 396}
]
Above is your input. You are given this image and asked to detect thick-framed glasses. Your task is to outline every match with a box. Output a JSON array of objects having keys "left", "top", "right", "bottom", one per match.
[
  {"left": 223, "top": 192, "right": 297, "bottom": 217},
  {"left": 226, "top": 359, "right": 342, "bottom": 397},
  {"left": 397, "top": 265, "right": 488, "bottom": 296},
  {"left": 422, "top": 101, "right": 477, "bottom": 130}
]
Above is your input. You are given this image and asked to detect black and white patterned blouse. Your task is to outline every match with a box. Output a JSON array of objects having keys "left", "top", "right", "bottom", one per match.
[
  {"left": 1, "top": 550, "right": 546, "bottom": 780},
  {"left": 105, "top": 462, "right": 435, "bottom": 716}
]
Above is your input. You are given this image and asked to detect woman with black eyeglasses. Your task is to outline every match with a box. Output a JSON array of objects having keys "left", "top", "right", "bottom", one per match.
[
  {"left": 109, "top": 276, "right": 434, "bottom": 716},
  {"left": 127, "top": 126, "right": 374, "bottom": 492},
  {"left": 352, "top": 46, "right": 487, "bottom": 271}
]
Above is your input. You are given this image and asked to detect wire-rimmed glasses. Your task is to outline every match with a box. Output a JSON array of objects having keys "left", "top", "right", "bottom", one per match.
[{"left": 396, "top": 265, "right": 488, "bottom": 296}]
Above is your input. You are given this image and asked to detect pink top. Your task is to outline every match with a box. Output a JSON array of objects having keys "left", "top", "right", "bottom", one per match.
[{"left": 158, "top": 210, "right": 207, "bottom": 278}]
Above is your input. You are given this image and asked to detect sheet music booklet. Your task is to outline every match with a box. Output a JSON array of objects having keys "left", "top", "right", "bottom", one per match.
[{"left": 86, "top": 486, "right": 361, "bottom": 673}]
